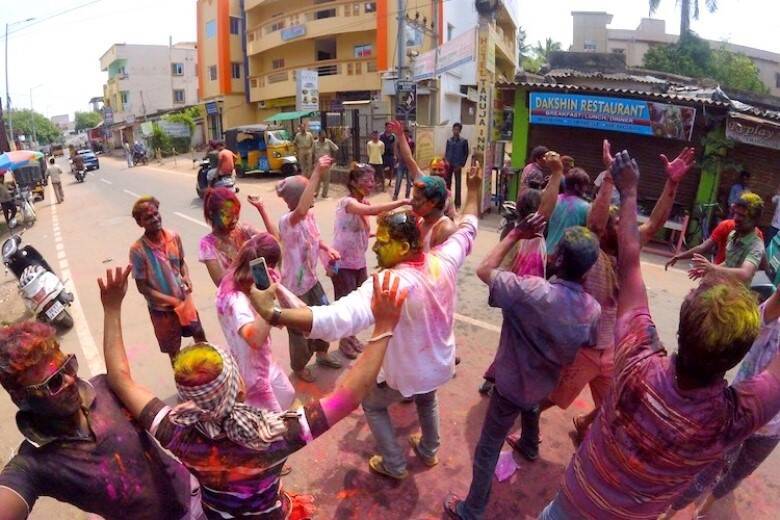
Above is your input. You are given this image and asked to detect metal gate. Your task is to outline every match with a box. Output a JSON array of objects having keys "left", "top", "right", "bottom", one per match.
[{"left": 322, "top": 110, "right": 391, "bottom": 166}]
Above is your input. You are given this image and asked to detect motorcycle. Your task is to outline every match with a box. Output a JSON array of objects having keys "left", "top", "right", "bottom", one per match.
[
  {"left": 2, "top": 234, "right": 74, "bottom": 330},
  {"left": 13, "top": 185, "right": 36, "bottom": 226},
  {"left": 195, "top": 159, "right": 239, "bottom": 198},
  {"left": 133, "top": 149, "right": 148, "bottom": 166},
  {"left": 74, "top": 167, "right": 87, "bottom": 183}
]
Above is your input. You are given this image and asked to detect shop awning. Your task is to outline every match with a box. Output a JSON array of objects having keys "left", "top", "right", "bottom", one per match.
[{"left": 265, "top": 110, "right": 316, "bottom": 122}]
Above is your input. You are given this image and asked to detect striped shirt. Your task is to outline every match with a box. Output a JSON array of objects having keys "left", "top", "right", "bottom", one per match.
[
  {"left": 557, "top": 307, "right": 780, "bottom": 519},
  {"left": 139, "top": 399, "right": 330, "bottom": 519},
  {"left": 129, "top": 229, "right": 186, "bottom": 311}
]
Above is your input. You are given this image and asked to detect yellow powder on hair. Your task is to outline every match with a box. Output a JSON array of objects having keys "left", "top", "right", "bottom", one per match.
[
  {"left": 698, "top": 284, "right": 760, "bottom": 350},
  {"left": 173, "top": 343, "right": 224, "bottom": 386}
]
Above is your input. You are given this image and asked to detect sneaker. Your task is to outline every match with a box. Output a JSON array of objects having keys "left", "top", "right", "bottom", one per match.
[
  {"left": 409, "top": 433, "right": 438, "bottom": 467},
  {"left": 368, "top": 455, "right": 408, "bottom": 480}
]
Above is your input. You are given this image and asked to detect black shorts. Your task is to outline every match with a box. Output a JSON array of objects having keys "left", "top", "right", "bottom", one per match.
[{"left": 382, "top": 155, "right": 395, "bottom": 169}]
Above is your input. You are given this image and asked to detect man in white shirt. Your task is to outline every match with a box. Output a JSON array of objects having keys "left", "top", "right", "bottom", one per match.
[
  {"left": 47, "top": 157, "right": 64, "bottom": 204},
  {"left": 250, "top": 163, "right": 484, "bottom": 480}
]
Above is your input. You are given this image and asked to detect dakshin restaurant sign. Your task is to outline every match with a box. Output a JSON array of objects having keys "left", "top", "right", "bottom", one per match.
[
  {"left": 726, "top": 113, "right": 780, "bottom": 151},
  {"left": 529, "top": 92, "right": 696, "bottom": 141}
]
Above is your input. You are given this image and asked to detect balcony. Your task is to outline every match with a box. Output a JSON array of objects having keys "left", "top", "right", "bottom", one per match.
[
  {"left": 249, "top": 58, "right": 379, "bottom": 102},
  {"left": 493, "top": 25, "right": 517, "bottom": 70},
  {"left": 247, "top": 0, "right": 376, "bottom": 56}
]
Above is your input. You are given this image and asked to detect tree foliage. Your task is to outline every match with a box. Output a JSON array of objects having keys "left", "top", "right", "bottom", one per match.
[
  {"left": 532, "top": 38, "right": 562, "bottom": 63},
  {"left": 74, "top": 111, "right": 101, "bottom": 131},
  {"left": 643, "top": 33, "right": 768, "bottom": 94},
  {"left": 8, "top": 109, "right": 62, "bottom": 145},
  {"left": 649, "top": 0, "right": 719, "bottom": 36}
]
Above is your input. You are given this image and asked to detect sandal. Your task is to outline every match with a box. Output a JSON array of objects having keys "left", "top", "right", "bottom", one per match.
[
  {"left": 443, "top": 493, "right": 465, "bottom": 519},
  {"left": 368, "top": 455, "right": 408, "bottom": 480}
]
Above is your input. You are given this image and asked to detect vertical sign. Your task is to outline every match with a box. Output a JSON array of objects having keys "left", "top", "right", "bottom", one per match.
[
  {"left": 296, "top": 69, "right": 320, "bottom": 112},
  {"left": 476, "top": 22, "right": 495, "bottom": 215},
  {"left": 395, "top": 80, "right": 417, "bottom": 121}
]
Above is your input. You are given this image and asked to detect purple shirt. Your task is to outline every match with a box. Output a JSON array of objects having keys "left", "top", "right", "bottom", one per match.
[
  {"left": 559, "top": 308, "right": 780, "bottom": 520},
  {"left": 488, "top": 273, "right": 600, "bottom": 408}
]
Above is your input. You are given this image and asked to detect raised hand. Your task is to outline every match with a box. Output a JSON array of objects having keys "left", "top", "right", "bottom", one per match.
[
  {"left": 510, "top": 212, "right": 546, "bottom": 240},
  {"left": 542, "top": 151, "right": 563, "bottom": 173},
  {"left": 387, "top": 120, "right": 404, "bottom": 137},
  {"left": 98, "top": 265, "right": 132, "bottom": 311},
  {"left": 602, "top": 139, "right": 614, "bottom": 168},
  {"left": 611, "top": 150, "right": 640, "bottom": 196},
  {"left": 371, "top": 271, "right": 408, "bottom": 334},
  {"left": 315, "top": 155, "right": 334, "bottom": 172},
  {"left": 247, "top": 194, "right": 265, "bottom": 210},
  {"left": 661, "top": 147, "right": 696, "bottom": 184},
  {"left": 466, "top": 160, "right": 483, "bottom": 191}
]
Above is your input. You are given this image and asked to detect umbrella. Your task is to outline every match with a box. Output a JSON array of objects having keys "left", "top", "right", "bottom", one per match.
[{"left": 0, "top": 150, "right": 44, "bottom": 171}]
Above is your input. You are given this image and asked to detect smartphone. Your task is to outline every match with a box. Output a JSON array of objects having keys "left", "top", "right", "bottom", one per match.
[{"left": 249, "top": 257, "right": 271, "bottom": 290}]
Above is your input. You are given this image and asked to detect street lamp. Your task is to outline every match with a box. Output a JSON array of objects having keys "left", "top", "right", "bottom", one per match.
[{"left": 5, "top": 17, "right": 35, "bottom": 149}]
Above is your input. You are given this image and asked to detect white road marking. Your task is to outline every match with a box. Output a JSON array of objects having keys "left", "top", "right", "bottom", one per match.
[
  {"left": 454, "top": 313, "right": 502, "bottom": 333},
  {"left": 123, "top": 188, "right": 141, "bottom": 198},
  {"left": 100, "top": 178, "right": 112, "bottom": 185},
  {"left": 174, "top": 211, "right": 209, "bottom": 229},
  {"left": 49, "top": 189, "right": 105, "bottom": 376}
]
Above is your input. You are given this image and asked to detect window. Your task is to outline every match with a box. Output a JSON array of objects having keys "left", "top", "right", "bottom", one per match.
[
  {"left": 205, "top": 20, "right": 216, "bottom": 38},
  {"left": 117, "top": 65, "right": 126, "bottom": 76},
  {"left": 208, "top": 65, "right": 217, "bottom": 81},
  {"left": 447, "top": 23, "right": 455, "bottom": 41},
  {"left": 367, "top": 61, "right": 376, "bottom": 72},
  {"left": 231, "top": 62, "right": 242, "bottom": 79},
  {"left": 354, "top": 44, "right": 372, "bottom": 58},
  {"left": 272, "top": 58, "right": 285, "bottom": 69},
  {"left": 120, "top": 91, "right": 129, "bottom": 104},
  {"left": 268, "top": 20, "right": 285, "bottom": 33},
  {"left": 315, "top": 8, "right": 337, "bottom": 20},
  {"left": 583, "top": 40, "right": 597, "bottom": 51},
  {"left": 353, "top": 4, "right": 360, "bottom": 15},
  {"left": 229, "top": 16, "right": 241, "bottom": 35},
  {"left": 364, "top": 2, "right": 376, "bottom": 13},
  {"left": 250, "top": 78, "right": 258, "bottom": 88},
  {"left": 611, "top": 48, "right": 625, "bottom": 54},
  {"left": 776, "top": 73, "right": 780, "bottom": 88},
  {"left": 171, "top": 63, "right": 184, "bottom": 76},
  {"left": 173, "top": 89, "right": 185, "bottom": 104}
]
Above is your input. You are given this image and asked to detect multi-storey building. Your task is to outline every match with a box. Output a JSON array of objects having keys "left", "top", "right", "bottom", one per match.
[{"left": 571, "top": 11, "right": 780, "bottom": 97}]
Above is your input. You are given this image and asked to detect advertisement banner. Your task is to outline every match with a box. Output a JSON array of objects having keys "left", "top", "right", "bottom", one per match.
[
  {"left": 726, "top": 113, "right": 780, "bottom": 151},
  {"left": 529, "top": 92, "right": 696, "bottom": 141},
  {"left": 296, "top": 70, "right": 319, "bottom": 112},
  {"left": 413, "top": 27, "right": 476, "bottom": 80},
  {"left": 415, "top": 126, "right": 435, "bottom": 167},
  {"left": 476, "top": 23, "right": 495, "bottom": 214}
]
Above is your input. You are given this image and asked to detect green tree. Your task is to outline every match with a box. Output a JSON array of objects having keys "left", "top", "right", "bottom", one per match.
[
  {"left": 9, "top": 109, "right": 62, "bottom": 145},
  {"left": 643, "top": 33, "right": 767, "bottom": 94},
  {"left": 517, "top": 27, "right": 530, "bottom": 64},
  {"left": 532, "top": 37, "right": 562, "bottom": 63},
  {"left": 74, "top": 111, "right": 101, "bottom": 131},
  {"left": 649, "top": 0, "right": 719, "bottom": 36}
]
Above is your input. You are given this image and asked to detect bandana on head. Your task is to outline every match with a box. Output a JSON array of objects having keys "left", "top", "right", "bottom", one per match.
[
  {"left": 169, "top": 348, "right": 290, "bottom": 450},
  {"left": 276, "top": 175, "right": 309, "bottom": 208}
]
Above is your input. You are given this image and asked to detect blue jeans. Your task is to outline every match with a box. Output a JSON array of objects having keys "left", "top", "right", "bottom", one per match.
[
  {"left": 457, "top": 389, "right": 540, "bottom": 519},
  {"left": 393, "top": 164, "right": 412, "bottom": 200}
]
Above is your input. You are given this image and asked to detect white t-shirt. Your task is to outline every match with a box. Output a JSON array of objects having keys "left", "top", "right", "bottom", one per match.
[
  {"left": 309, "top": 216, "right": 478, "bottom": 396},
  {"left": 772, "top": 195, "right": 780, "bottom": 229}
]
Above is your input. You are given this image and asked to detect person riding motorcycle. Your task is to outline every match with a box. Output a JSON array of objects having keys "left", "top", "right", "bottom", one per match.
[
  {"left": 206, "top": 141, "right": 237, "bottom": 189},
  {"left": 71, "top": 153, "right": 85, "bottom": 173}
]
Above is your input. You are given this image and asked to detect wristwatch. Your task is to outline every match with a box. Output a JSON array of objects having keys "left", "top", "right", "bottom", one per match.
[{"left": 269, "top": 306, "right": 282, "bottom": 326}]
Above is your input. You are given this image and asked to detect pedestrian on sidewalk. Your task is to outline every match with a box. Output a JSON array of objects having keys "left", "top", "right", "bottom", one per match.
[
  {"left": 199, "top": 188, "right": 278, "bottom": 287},
  {"left": 123, "top": 141, "right": 133, "bottom": 167},
  {"left": 293, "top": 123, "right": 315, "bottom": 177},
  {"left": 256, "top": 164, "right": 484, "bottom": 481},
  {"left": 313, "top": 130, "right": 338, "bottom": 198},
  {"left": 98, "top": 264, "right": 406, "bottom": 520},
  {"left": 444, "top": 122, "right": 469, "bottom": 208},
  {"left": 129, "top": 196, "right": 206, "bottom": 361},
  {"left": 0, "top": 171, "right": 17, "bottom": 225},
  {"left": 216, "top": 233, "right": 295, "bottom": 412},
  {"left": 275, "top": 156, "right": 343, "bottom": 382},
  {"left": 367, "top": 130, "right": 385, "bottom": 191},
  {"left": 331, "top": 162, "right": 410, "bottom": 359},
  {"left": 47, "top": 157, "right": 64, "bottom": 204},
  {"left": 0, "top": 321, "right": 201, "bottom": 519}
]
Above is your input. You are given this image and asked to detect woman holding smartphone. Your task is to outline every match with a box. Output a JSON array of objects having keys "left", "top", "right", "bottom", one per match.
[{"left": 215, "top": 233, "right": 294, "bottom": 411}]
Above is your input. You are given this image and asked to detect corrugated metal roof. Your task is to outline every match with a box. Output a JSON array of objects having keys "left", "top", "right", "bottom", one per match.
[{"left": 544, "top": 69, "right": 669, "bottom": 85}]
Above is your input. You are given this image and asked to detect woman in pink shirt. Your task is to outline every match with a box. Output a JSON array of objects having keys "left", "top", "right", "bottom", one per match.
[
  {"left": 216, "top": 233, "right": 294, "bottom": 412},
  {"left": 332, "top": 163, "right": 409, "bottom": 358}
]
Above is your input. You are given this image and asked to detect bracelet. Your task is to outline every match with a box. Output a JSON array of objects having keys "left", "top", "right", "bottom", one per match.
[{"left": 368, "top": 331, "right": 393, "bottom": 343}]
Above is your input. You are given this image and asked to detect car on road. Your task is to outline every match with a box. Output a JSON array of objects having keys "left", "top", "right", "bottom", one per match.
[{"left": 77, "top": 149, "right": 100, "bottom": 171}]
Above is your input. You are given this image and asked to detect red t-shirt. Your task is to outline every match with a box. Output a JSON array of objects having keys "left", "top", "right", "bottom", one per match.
[{"left": 710, "top": 220, "right": 764, "bottom": 264}]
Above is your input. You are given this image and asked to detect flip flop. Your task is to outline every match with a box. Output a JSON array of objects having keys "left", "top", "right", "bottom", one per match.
[{"left": 442, "top": 493, "right": 465, "bottom": 519}]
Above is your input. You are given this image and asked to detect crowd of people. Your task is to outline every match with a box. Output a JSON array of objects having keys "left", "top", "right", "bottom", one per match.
[{"left": 0, "top": 121, "right": 779, "bottom": 520}]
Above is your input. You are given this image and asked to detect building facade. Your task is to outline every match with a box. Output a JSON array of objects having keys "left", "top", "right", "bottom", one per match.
[
  {"left": 571, "top": 11, "right": 780, "bottom": 97},
  {"left": 197, "top": 0, "right": 256, "bottom": 140},
  {"left": 100, "top": 42, "right": 198, "bottom": 128}
]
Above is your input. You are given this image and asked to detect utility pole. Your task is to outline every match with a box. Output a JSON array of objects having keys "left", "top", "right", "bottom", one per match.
[
  {"left": 396, "top": 0, "right": 406, "bottom": 126},
  {"left": 429, "top": 0, "right": 439, "bottom": 126},
  {"left": 5, "top": 23, "right": 12, "bottom": 148}
]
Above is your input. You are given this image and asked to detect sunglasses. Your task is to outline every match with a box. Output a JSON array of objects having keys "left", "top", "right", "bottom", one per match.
[{"left": 26, "top": 354, "right": 78, "bottom": 397}]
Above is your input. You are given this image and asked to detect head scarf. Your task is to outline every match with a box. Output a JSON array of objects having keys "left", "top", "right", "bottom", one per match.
[
  {"left": 276, "top": 175, "right": 309, "bottom": 208},
  {"left": 169, "top": 348, "right": 289, "bottom": 450}
]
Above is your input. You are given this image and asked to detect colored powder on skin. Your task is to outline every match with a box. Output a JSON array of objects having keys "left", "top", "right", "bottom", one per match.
[
  {"left": 415, "top": 176, "right": 447, "bottom": 207},
  {"left": 174, "top": 345, "right": 224, "bottom": 386},
  {"left": 698, "top": 284, "right": 760, "bottom": 348}
]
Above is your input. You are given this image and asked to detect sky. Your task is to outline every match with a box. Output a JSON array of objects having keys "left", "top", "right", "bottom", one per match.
[{"left": 1, "top": 0, "right": 778, "bottom": 119}]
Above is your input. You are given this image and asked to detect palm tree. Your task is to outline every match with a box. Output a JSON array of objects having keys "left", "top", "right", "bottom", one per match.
[
  {"left": 649, "top": 0, "right": 719, "bottom": 36},
  {"left": 533, "top": 38, "right": 562, "bottom": 63}
]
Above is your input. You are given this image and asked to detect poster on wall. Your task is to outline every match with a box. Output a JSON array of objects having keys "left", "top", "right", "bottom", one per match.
[
  {"left": 296, "top": 69, "right": 319, "bottom": 112},
  {"left": 395, "top": 80, "right": 417, "bottom": 120},
  {"left": 726, "top": 113, "right": 780, "bottom": 151},
  {"left": 415, "top": 126, "right": 435, "bottom": 167},
  {"left": 529, "top": 92, "right": 696, "bottom": 141}
]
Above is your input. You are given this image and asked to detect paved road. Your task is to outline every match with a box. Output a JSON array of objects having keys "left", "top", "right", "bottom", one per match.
[{"left": 0, "top": 155, "right": 777, "bottom": 519}]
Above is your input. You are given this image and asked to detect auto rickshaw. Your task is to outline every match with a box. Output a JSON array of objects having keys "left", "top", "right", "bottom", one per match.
[
  {"left": 224, "top": 125, "right": 297, "bottom": 177},
  {"left": 13, "top": 161, "right": 48, "bottom": 201}
]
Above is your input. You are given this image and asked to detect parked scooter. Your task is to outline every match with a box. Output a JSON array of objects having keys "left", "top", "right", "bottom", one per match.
[{"left": 2, "top": 234, "right": 74, "bottom": 330}]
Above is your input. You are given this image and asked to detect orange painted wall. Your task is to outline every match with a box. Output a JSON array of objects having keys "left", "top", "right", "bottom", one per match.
[
  {"left": 217, "top": 0, "right": 232, "bottom": 94},
  {"left": 376, "top": 0, "right": 388, "bottom": 71}
]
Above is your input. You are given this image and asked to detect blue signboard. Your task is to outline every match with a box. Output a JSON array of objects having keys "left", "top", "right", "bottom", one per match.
[
  {"left": 281, "top": 25, "right": 306, "bottom": 42},
  {"left": 529, "top": 92, "right": 696, "bottom": 141},
  {"left": 205, "top": 101, "right": 219, "bottom": 115}
]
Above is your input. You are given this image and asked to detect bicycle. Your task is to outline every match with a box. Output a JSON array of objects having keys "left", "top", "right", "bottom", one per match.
[{"left": 684, "top": 202, "right": 723, "bottom": 248}]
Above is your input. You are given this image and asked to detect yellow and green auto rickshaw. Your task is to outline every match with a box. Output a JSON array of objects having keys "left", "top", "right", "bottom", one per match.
[{"left": 224, "top": 125, "right": 298, "bottom": 177}]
